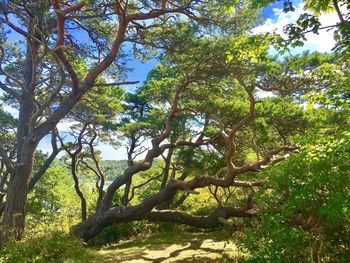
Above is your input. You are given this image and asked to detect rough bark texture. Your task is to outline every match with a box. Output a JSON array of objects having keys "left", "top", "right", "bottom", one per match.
[
  {"left": 1, "top": 141, "right": 37, "bottom": 240},
  {"left": 145, "top": 205, "right": 258, "bottom": 228},
  {"left": 1, "top": 26, "right": 38, "bottom": 240}
]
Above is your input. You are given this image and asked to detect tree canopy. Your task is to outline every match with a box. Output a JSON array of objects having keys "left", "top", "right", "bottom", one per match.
[{"left": 0, "top": 0, "right": 349, "bottom": 261}]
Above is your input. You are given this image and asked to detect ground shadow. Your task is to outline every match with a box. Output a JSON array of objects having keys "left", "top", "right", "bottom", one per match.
[{"left": 89, "top": 229, "right": 247, "bottom": 262}]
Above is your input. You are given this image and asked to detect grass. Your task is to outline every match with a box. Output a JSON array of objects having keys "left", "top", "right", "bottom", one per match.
[
  {"left": 87, "top": 225, "right": 246, "bottom": 263},
  {"left": 0, "top": 223, "right": 245, "bottom": 262}
]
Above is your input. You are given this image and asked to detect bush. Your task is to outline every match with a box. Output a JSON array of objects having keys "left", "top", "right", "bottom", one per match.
[
  {"left": 239, "top": 133, "right": 350, "bottom": 262},
  {"left": 0, "top": 230, "right": 91, "bottom": 263},
  {"left": 88, "top": 221, "right": 156, "bottom": 246}
]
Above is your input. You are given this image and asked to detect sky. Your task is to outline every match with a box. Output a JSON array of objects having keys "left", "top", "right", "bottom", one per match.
[
  {"left": 253, "top": 1, "right": 338, "bottom": 53},
  {"left": 2, "top": 1, "right": 342, "bottom": 161}
]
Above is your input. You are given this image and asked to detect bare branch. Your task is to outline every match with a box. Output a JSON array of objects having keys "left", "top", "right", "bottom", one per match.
[
  {"left": 128, "top": 174, "right": 162, "bottom": 203},
  {"left": 94, "top": 81, "right": 139, "bottom": 86},
  {"left": 225, "top": 89, "right": 255, "bottom": 175}
]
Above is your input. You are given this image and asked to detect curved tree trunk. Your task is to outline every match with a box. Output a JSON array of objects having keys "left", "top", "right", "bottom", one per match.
[
  {"left": 73, "top": 188, "right": 258, "bottom": 241},
  {"left": 121, "top": 178, "right": 132, "bottom": 206},
  {"left": 73, "top": 171, "right": 250, "bottom": 241},
  {"left": 71, "top": 157, "right": 87, "bottom": 221},
  {"left": 159, "top": 148, "right": 174, "bottom": 191},
  {"left": 73, "top": 184, "right": 178, "bottom": 240}
]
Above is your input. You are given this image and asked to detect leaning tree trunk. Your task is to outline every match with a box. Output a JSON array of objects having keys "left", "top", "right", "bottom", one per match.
[
  {"left": 0, "top": 0, "right": 130, "bottom": 243},
  {"left": 73, "top": 181, "right": 259, "bottom": 241}
]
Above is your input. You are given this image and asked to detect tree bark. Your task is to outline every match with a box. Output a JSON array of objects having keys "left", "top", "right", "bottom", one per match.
[
  {"left": 160, "top": 148, "right": 173, "bottom": 191},
  {"left": 1, "top": 143, "right": 36, "bottom": 241},
  {"left": 73, "top": 145, "right": 294, "bottom": 241},
  {"left": 0, "top": 2, "right": 197, "bottom": 243},
  {"left": 121, "top": 139, "right": 136, "bottom": 206},
  {"left": 157, "top": 149, "right": 192, "bottom": 210},
  {"left": 1, "top": 28, "right": 38, "bottom": 241},
  {"left": 145, "top": 205, "right": 258, "bottom": 228},
  {"left": 71, "top": 156, "right": 87, "bottom": 221},
  {"left": 99, "top": 81, "right": 189, "bottom": 211},
  {"left": 73, "top": 185, "right": 258, "bottom": 241}
]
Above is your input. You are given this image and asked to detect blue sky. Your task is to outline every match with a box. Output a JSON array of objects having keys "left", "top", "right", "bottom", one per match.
[
  {"left": 2, "top": 0, "right": 340, "bottom": 160},
  {"left": 261, "top": 0, "right": 286, "bottom": 18}
]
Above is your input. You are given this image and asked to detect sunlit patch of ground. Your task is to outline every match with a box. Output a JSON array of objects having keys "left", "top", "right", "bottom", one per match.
[{"left": 87, "top": 230, "right": 246, "bottom": 262}]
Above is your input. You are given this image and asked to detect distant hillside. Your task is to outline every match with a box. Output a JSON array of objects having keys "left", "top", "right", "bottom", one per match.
[
  {"left": 99, "top": 160, "right": 128, "bottom": 180},
  {"left": 57, "top": 158, "right": 128, "bottom": 181},
  {"left": 101, "top": 159, "right": 164, "bottom": 181},
  {"left": 57, "top": 158, "right": 164, "bottom": 181}
]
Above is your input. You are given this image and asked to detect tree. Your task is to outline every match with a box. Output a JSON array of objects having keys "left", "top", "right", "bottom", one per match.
[
  {"left": 240, "top": 131, "right": 350, "bottom": 261},
  {"left": 0, "top": 107, "right": 16, "bottom": 211},
  {"left": 0, "top": 0, "right": 335, "bottom": 245},
  {"left": 0, "top": 0, "right": 234, "bottom": 242},
  {"left": 72, "top": 30, "right": 310, "bottom": 240}
]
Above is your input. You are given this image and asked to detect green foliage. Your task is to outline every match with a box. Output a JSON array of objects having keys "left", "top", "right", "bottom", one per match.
[
  {"left": 0, "top": 107, "right": 16, "bottom": 130},
  {"left": 128, "top": 159, "right": 164, "bottom": 204},
  {"left": 27, "top": 165, "right": 81, "bottom": 223},
  {"left": 0, "top": 230, "right": 91, "bottom": 263},
  {"left": 99, "top": 160, "right": 128, "bottom": 181},
  {"left": 180, "top": 188, "right": 218, "bottom": 216},
  {"left": 88, "top": 221, "right": 157, "bottom": 246},
  {"left": 226, "top": 33, "right": 281, "bottom": 63},
  {"left": 286, "top": 0, "right": 349, "bottom": 57},
  {"left": 72, "top": 84, "right": 124, "bottom": 126},
  {"left": 240, "top": 133, "right": 350, "bottom": 262},
  {"left": 308, "top": 61, "right": 350, "bottom": 109},
  {"left": 255, "top": 96, "right": 307, "bottom": 145},
  {"left": 2, "top": 0, "right": 350, "bottom": 257}
]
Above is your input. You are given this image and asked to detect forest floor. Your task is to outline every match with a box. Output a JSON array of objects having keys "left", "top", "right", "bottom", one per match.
[{"left": 87, "top": 228, "right": 246, "bottom": 262}]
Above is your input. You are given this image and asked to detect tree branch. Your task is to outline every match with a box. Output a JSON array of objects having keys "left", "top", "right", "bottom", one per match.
[
  {"left": 144, "top": 203, "right": 258, "bottom": 228},
  {"left": 27, "top": 130, "right": 61, "bottom": 191},
  {"left": 94, "top": 81, "right": 139, "bottom": 86}
]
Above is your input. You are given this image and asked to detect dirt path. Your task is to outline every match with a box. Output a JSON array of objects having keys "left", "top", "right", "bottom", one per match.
[{"left": 88, "top": 230, "right": 245, "bottom": 262}]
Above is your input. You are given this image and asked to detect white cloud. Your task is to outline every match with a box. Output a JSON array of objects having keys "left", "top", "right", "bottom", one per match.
[
  {"left": 56, "top": 120, "right": 80, "bottom": 132},
  {"left": 252, "top": 3, "right": 339, "bottom": 53},
  {"left": 37, "top": 135, "right": 54, "bottom": 154},
  {"left": 3, "top": 105, "right": 19, "bottom": 118}
]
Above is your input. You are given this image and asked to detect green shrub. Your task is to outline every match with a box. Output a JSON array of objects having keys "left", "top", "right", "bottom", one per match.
[
  {"left": 0, "top": 230, "right": 91, "bottom": 263},
  {"left": 239, "top": 133, "right": 350, "bottom": 262},
  {"left": 88, "top": 221, "right": 156, "bottom": 246}
]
